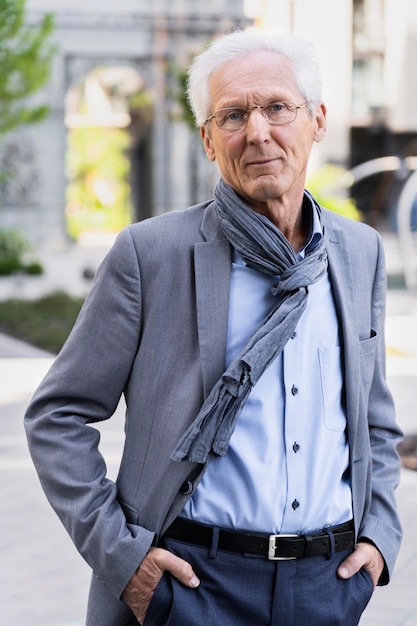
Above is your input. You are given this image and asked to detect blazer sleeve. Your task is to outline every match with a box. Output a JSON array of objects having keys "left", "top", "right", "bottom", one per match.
[
  {"left": 356, "top": 229, "right": 403, "bottom": 584},
  {"left": 24, "top": 228, "right": 155, "bottom": 600}
]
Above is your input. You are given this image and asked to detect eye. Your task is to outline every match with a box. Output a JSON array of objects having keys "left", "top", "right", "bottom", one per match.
[
  {"left": 224, "top": 109, "right": 246, "bottom": 122},
  {"left": 268, "top": 102, "right": 286, "bottom": 113}
]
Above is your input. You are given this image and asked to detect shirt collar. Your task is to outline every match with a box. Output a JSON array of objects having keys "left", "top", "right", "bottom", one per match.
[{"left": 298, "top": 191, "right": 323, "bottom": 259}]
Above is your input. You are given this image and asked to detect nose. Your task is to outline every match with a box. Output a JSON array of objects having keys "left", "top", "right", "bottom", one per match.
[{"left": 245, "top": 108, "right": 271, "bottom": 144}]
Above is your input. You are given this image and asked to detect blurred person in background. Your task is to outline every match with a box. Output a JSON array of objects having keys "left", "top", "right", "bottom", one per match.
[{"left": 25, "top": 29, "right": 402, "bottom": 626}]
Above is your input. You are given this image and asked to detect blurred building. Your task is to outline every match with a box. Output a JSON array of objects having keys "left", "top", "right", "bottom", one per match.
[
  {"left": 1, "top": 0, "right": 417, "bottom": 244},
  {"left": 248, "top": 0, "right": 417, "bottom": 224},
  {"left": 0, "top": 0, "right": 250, "bottom": 245}
]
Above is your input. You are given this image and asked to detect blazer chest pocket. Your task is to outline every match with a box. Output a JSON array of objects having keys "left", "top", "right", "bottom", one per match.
[{"left": 359, "top": 329, "right": 378, "bottom": 389}]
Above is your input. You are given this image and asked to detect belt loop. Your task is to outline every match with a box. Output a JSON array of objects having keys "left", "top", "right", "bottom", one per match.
[
  {"left": 209, "top": 526, "right": 220, "bottom": 559},
  {"left": 304, "top": 534, "right": 313, "bottom": 558},
  {"left": 323, "top": 527, "right": 335, "bottom": 560}
]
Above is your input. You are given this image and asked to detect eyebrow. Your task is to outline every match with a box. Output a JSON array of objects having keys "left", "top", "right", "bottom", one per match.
[{"left": 215, "top": 95, "right": 293, "bottom": 109}]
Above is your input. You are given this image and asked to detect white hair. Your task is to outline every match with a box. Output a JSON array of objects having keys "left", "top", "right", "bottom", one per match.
[{"left": 187, "top": 29, "right": 323, "bottom": 126}]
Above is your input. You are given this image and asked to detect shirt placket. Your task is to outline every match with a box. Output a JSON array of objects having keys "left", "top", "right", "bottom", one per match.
[{"left": 281, "top": 326, "right": 305, "bottom": 532}]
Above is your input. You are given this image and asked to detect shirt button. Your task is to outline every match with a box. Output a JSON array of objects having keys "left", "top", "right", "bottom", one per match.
[
  {"left": 292, "top": 442, "right": 300, "bottom": 453},
  {"left": 292, "top": 499, "right": 300, "bottom": 510},
  {"left": 180, "top": 480, "right": 193, "bottom": 495},
  {"left": 291, "top": 385, "right": 298, "bottom": 396},
  {"left": 290, "top": 331, "right": 296, "bottom": 339}
]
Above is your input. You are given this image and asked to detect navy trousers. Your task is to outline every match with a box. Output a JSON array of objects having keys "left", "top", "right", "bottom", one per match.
[{"left": 136, "top": 534, "right": 374, "bottom": 626}]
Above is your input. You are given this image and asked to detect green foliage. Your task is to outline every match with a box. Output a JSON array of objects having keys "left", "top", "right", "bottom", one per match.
[
  {"left": 307, "top": 164, "right": 361, "bottom": 221},
  {"left": 24, "top": 260, "right": 43, "bottom": 274},
  {"left": 170, "top": 63, "right": 196, "bottom": 129},
  {"left": 0, "top": 0, "right": 55, "bottom": 135},
  {"left": 0, "top": 227, "right": 28, "bottom": 273},
  {"left": 0, "top": 227, "right": 43, "bottom": 274},
  {"left": 0, "top": 290, "right": 84, "bottom": 353},
  {"left": 66, "top": 127, "right": 132, "bottom": 239},
  {"left": 128, "top": 89, "right": 154, "bottom": 119}
]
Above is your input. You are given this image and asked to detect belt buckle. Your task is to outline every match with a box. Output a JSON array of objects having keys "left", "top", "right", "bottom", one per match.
[{"left": 268, "top": 534, "right": 298, "bottom": 560}]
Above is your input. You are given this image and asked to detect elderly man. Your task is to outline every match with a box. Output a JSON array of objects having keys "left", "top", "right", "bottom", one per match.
[{"left": 25, "top": 30, "right": 402, "bottom": 626}]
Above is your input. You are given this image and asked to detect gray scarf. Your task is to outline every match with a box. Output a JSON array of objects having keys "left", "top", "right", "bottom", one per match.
[{"left": 171, "top": 179, "right": 328, "bottom": 464}]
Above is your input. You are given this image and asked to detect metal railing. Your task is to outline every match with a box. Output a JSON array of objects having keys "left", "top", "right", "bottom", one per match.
[{"left": 345, "top": 156, "right": 417, "bottom": 290}]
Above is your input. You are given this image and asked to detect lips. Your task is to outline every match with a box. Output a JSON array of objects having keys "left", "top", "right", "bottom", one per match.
[{"left": 246, "top": 157, "right": 279, "bottom": 167}]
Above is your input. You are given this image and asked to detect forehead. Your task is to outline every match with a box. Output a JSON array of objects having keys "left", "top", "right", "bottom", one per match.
[{"left": 209, "top": 50, "right": 301, "bottom": 109}]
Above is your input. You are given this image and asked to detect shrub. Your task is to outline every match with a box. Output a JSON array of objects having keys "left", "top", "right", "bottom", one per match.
[
  {"left": 0, "top": 228, "right": 44, "bottom": 275},
  {"left": 0, "top": 290, "right": 84, "bottom": 353}
]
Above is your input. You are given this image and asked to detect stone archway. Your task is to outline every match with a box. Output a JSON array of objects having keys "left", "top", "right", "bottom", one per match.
[{"left": 64, "top": 58, "right": 155, "bottom": 240}]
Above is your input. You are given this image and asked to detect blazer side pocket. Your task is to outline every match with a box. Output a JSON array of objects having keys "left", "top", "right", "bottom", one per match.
[{"left": 119, "top": 499, "right": 141, "bottom": 526}]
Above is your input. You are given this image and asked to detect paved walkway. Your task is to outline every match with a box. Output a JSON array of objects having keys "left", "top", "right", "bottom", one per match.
[{"left": 1, "top": 235, "right": 417, "bottom": 625}]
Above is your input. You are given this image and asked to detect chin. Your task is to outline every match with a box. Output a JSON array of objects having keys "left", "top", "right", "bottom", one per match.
[{"left": 247, "top": 182, "right": 282, "bottom": 202}]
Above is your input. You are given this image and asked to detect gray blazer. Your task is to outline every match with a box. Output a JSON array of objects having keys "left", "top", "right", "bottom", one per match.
[{"left": 25, "top": 199, "right": 402, "bottom": 625}]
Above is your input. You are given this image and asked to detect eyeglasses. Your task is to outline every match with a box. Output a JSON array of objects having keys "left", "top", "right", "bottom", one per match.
[{"left": 205, "top": 101, "right": 310, "bottom": 131}]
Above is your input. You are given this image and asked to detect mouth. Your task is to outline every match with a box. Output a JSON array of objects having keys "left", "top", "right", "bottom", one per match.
[{"left": 246, "top": 157, "right": 280, "bottom": 168}]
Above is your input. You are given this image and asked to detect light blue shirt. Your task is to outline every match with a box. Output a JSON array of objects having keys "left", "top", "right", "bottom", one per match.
[{"left": 181, "top": 198, "right": 352, "bottom": 534}]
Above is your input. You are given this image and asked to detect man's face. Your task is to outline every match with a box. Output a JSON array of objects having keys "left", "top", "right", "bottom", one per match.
[{"left": 200, "top": 50, "right": 327, "bottom": 212}]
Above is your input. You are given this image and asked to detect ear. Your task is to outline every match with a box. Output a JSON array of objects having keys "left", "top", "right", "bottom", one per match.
[
  {"left": 313, "top": 103, "right": 327, "bottom": 143},
  {"left": 200, "top": 125, "right": 216, "bottom": 161}
]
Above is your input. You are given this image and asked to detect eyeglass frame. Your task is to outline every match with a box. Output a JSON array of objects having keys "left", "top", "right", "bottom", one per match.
[{"left": 204, "top": 101, "right": 310, "bottom": 130}]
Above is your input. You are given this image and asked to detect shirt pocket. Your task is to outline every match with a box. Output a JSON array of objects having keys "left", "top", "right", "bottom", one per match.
[{"left": 318, "top": 346, "right": 346, "bottom": 432}]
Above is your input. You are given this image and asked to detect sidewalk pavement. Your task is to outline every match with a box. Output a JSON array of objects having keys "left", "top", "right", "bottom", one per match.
[{"left": 1, "top": 234, "right": 417, "bottom": 625}]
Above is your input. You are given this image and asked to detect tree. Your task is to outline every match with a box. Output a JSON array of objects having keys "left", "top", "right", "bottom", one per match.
[{"left": 0, "top": 0, "right": 55, "bottom": 135}]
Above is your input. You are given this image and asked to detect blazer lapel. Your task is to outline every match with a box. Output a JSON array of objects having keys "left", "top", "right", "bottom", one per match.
[
  {"left": 324, "top": 217, "right": 360, "bottom": 430},
  {"left": 195, "top": 203, "right": 232, "bottom": 398}
]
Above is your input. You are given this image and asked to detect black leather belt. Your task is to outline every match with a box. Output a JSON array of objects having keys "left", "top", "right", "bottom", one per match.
[{"left": 164, "top": 518, "right": 354, "bottom": 560}]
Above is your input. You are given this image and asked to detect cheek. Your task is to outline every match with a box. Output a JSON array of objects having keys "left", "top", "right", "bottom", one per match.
[
  {"left": 215, "top": 130, "right": 243, "bottom": 155},
  {"left": 207, "top": 133, "right": 247, "bottom": 177},
  {"left": 220, "top": 141, "right": 244, "bottom": 170}
]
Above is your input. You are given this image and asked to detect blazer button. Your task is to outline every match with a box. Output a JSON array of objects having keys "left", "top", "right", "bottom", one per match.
[{"left": 180, "top": 480, "right": 193, "bottom": 495}]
